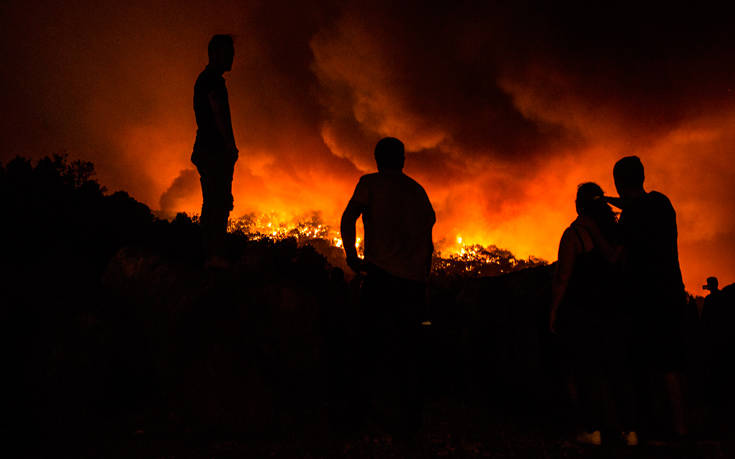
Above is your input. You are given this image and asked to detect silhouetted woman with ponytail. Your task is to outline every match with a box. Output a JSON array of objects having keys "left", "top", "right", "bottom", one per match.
[{"left": 550, "top": 183, "right": 637, "bottom": 447}]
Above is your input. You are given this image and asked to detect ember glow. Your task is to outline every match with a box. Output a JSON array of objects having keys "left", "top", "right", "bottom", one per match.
[
  {"left": 2, "top": 1, "right": 734, "bottom": 293},
  {"left": 227, "top": 213, "right": 546, "bottom": 277},
  {"left": 228, "top": 212, "right": 354, "bottom": 253}
]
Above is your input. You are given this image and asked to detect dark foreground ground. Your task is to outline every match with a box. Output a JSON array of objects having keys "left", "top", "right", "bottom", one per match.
[
  {"left": 3, "top": 157, "right": 734, "bottom": 458},
  {"left": 58, "top": 402, "right": 733, "bottom": 458}
]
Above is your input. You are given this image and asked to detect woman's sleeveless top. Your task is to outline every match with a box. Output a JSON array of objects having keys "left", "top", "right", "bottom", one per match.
[{"left": 559, "top": 224, "right": 614, "bottom": 332}]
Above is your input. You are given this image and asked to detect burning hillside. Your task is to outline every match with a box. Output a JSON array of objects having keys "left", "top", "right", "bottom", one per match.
[
  {"left": 228, "top": 212, "right": 349, "bottom": 251},
  {"left": 226, "top": 213, "right": 547, "bottom": 277}
]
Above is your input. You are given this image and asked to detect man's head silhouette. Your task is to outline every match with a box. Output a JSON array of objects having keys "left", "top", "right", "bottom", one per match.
[
  {"left": 703, "top": 276, "right": 719, "bottom": 292},
  {"left": 375, "top": 137, "right": 405, "bottom": 172},
  {"left": 613, "top": 155, "right": 645, "bottom": 199},
  {"left": 208, "top": 34, "right": 234, "bottom": 73}
]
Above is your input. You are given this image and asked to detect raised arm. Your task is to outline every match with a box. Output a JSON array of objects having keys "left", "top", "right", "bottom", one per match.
[
  {"left": 340, "top": 199, "right": 366, "bottom": 273},
  {"left": 604, "top": 195, "right": 625, "bottom": 209}
]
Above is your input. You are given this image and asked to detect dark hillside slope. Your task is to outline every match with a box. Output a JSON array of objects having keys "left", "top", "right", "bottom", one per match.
[{"left": 0, "top": 155, "right": 560, "bottom": 452}]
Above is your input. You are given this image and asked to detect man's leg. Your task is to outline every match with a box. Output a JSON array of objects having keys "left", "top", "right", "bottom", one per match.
[
  {"left": 199, "top": 168, "right": 214, "bottom": 258},
  {"left": 608, "top": 319, "right": 638, "bottom": 437},
  {"left": 664, "top": 371, "right": 688, "bottom": 436},
  {"left": 199, "top": 161, "right": 234, "bottom": 263},
  {"left": 357, "top": 271, "right": 388, "bottom": 429},
  {"left": 390, "top": 277, "right": 424, "bottom": 440},
  {"left": 659, "top": 304, "right": 689, "bottom": 438}
]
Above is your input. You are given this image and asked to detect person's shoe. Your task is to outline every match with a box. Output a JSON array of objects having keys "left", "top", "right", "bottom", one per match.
[
  {"left": 576, "top": 430, "right": 602, "bottom": 446},
  {"left": 621, "top": 431, "right": 639, "bottom": 446}
]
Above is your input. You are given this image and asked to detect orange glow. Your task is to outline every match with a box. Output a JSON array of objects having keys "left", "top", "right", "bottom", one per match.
[
  {"left": 2, "top": 1, "right": 733, "bottom": 295},
  {"left": 74, "top": 77, "right": 735, "bottom": 297},
  {"left": 228, "top": 212, "right": 352, "bottom": 253},
  {"left": 70, "top": 72, "right": 735, "bottom": 297},
  {"left": 224, "top": 213, "right": 545, "bottom": 276}
]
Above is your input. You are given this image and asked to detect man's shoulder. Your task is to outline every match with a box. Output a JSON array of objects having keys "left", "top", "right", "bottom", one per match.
[
  {"left": 400, "top": 172, "right": 422, "bottom": 186},
  {"left": 399, "top": 173, "right": 429, "bottom": 194},
  {"left": 647, "top": 191, "right": 672, "bottom": 206},
  {"left": 195, "top": 67, "right": 211, "bottom": 84},
  {"left": 349, "top": 173, "right": 377, "bottom": 203},
  {"left": 359, "top": 171, "right": 429, "bottom": 194},
  {"left": 646, "top": 191, "right": 675, "bottom": 216},
  {"left": 356, "top": 172, "right": 379, "bottom": 187},
  {"left": 195, "top": 67, "right": 224, "bottom": 91}
]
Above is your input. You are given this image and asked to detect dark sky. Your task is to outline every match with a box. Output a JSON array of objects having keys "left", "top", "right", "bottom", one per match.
[{"left": 2, "top": 0, "right": 734, "bottom": 293}]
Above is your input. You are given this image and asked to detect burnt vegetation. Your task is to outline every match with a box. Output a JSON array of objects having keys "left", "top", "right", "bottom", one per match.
[{"left": 1, "top": 155, "right": 731, "bottom": 457}]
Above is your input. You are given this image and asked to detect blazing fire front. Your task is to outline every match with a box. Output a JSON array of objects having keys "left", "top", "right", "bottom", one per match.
[{"left": 224, "top": 212, "right": 547, "bottom": 277}]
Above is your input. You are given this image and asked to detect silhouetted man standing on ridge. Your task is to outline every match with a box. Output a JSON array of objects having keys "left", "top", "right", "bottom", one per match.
[
  {"left": 340, "top": 137, "right": 435, "bottom": 440},
  {"left": 192, "top": 34, "right": 238, "bottom": 268}
]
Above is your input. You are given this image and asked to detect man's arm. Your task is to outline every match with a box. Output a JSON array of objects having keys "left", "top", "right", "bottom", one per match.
[
  {"left": 340, "top": 199, "right": 366, "bottom": 273},
  {"left": 208, "top": 90, "right": 238, "bottom": 159},
  {"left": 604, "top": 195, "right": 625, "bottom": 209}
]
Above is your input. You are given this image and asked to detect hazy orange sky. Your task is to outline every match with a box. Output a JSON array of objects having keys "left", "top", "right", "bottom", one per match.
[{"left": 2, "top": 1, "right": 734, "bottom": 294}]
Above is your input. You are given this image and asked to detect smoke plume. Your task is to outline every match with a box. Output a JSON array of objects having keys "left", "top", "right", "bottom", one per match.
[{"left": 2, "top": 0, "right": 734, "bottom": 293}]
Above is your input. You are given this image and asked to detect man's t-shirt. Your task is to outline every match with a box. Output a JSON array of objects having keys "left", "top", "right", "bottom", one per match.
[
  {"left": 192, "top": 65, "right": 233, "bottom": 168},
  {"left": 620, "top": 191, "right": 685, "bottom": 302},
  {"left": 350, "top": 171, "right": 435, "bottom": 282}
]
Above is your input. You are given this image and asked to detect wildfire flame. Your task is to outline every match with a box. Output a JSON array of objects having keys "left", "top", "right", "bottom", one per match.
[
  {"left": 227, "top": 213, "right": 547, "bottom": 277},
  {"left": 229, "top": 212, "right": 358, "bottom": 251}
]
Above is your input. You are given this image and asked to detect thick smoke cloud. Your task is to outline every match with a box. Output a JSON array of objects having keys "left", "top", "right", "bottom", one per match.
[
  {"left": 2, "top": 0, "right": 734, "bottom": 293},
  {"left": 159, "top": 168, "right": 199, "bottom": 214}
]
